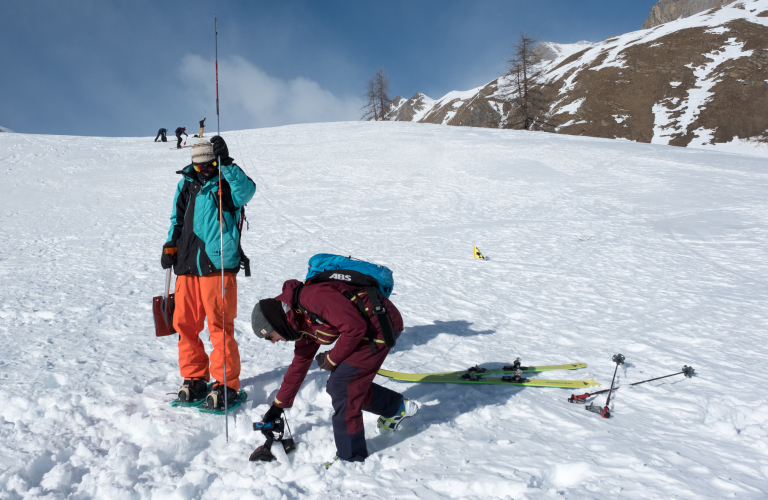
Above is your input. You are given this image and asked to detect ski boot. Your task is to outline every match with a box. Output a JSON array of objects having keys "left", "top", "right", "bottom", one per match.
[
  {"left": 202, "top": 383, "right": 239, "bottom": 411},
  {"left": 376, "top": 398, "right": 419, "bottom": 433},
  {"left": 177, "top": 378, "right": 208, "bottom": 403}
]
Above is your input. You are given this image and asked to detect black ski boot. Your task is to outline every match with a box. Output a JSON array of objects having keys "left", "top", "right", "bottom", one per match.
[
  {"left": 203, "top": 383, "right": 239, "bottom": 410},
  {"left": 177, "top": 378, "right": 208, "bottom": 403}
]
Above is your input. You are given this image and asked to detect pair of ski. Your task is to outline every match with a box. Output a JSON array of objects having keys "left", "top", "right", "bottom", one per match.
[
  {"left": 170, "top": 384, "right": 248, "bottom": 415},
  {"left": 377, "top": 360, "right": 599, "bottom": 388}
]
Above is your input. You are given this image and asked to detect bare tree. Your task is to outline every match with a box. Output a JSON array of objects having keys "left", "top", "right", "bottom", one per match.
[
  {"left": 500, "top": 33, "right": 556, "bottom": 130},
  {"left": 361, "top": 69, "right": 393, "bottom": 121}
]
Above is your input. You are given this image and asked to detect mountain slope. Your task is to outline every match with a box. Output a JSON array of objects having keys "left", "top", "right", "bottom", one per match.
[
  {"left": 387, "top": 0, "right": 768, "bottom": 149},
  {"left": 1, "top": 122, "right": 767, "bottom": 498},
  {"left": 549, "top": 0, "right": 768, "bottom": 146}
]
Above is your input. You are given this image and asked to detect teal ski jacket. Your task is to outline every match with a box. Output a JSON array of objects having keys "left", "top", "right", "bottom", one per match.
[{"left": 166, "top": 163, "right": 256, "bottom": 277}]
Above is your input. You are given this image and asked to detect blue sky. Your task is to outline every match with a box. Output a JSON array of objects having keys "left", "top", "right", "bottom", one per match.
[{"left": 1, "top": 0, "right": 660, "bottom": 137}]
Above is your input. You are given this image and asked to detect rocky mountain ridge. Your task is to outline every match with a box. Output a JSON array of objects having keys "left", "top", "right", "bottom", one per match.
[
  {"left": 642, "top": 0, "right": 737, "bottom": 29},
  {"left": 385, "top": 0, "right": 768, "bottom": 148}
]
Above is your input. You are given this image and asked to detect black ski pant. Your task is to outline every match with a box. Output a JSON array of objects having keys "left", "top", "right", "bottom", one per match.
[
  {"left": 326, "top": 354, "right": 402, "bottom": 462},
  {"left": 176, "top": 135, "right": 182, "bottom": 149},
  {"left": 155, "top": 130, "right": 167, "bottom": 142}
]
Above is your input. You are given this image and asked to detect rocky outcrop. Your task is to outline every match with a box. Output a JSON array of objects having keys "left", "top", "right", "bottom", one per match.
[
  {"left": 642, "top": 0, "right": 737, "bottom": 29},
  {"left": 0, "top": 126, "right": 14, "bottom": 133},
  {"left": 387, "top": 93, "right": 435, "bottom": 122}
]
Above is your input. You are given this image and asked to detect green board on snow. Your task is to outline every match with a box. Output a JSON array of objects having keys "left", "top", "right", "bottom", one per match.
[
  {"left": 170, "top": 384, "right": 213, "bottom": 408},
  {"left": 198, "top": 390, "right": 248, "bottom": 415}
]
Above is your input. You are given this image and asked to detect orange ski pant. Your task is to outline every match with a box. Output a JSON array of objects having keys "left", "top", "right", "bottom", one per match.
[{"left": 173, "top": 273, "right": 240, "bottom": 391}]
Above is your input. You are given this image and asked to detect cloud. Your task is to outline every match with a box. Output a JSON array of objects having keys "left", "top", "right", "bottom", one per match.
[{"left": 179, "top": 54, "right": 364, "bottom": 130}]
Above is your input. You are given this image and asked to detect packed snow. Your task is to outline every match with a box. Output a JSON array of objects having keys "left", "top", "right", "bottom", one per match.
[{"left": 1, "top": 122, "right": 768, "bottom": 499}]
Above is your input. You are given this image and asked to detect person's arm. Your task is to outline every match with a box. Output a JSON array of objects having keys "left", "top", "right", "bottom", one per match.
[
  {"left": 273, "top": 337, "right": 321, "bottom": 409},
  {"left": 305, "top": 286, "right": 369, "bottom": 368},
  {"left": 221, "top": 163, "right": 256, "bottom": 206}
]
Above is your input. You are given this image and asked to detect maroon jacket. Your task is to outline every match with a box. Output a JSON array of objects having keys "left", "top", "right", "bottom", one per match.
[{"left": 272, "top": 279, "right": 404, "bottom": 409}]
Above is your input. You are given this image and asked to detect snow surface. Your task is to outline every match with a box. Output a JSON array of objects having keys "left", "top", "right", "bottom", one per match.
[{"left": 1, "top": 122, "right": 768, "bottom": 499}]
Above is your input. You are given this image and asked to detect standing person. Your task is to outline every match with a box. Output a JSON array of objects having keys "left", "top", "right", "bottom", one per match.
[
  {"left": 161, "top": 136, "right": 256, "bottom": 409},
  {"left": 250, "top": 278, "right": 419, "bottom": 463},
  {"left": 175, "top": 127, "right": 188, "bottom": 149},
  {"left": 198, "top": 117, "right": 206, "bottom": 138},
  {"left": 154, "top": 128, "right": 168, "bottom": 142}
]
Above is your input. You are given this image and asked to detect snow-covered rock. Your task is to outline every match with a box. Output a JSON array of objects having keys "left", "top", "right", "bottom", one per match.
[
  {"left": 0, "top": 126, "right": 15, "bottom": 133},
  {"left": 1, "top": 121, "right": 767, "bottom": 498}
]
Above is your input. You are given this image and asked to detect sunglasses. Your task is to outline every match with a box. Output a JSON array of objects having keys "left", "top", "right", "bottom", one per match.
[{"left": 193, "top": 160, "right": 218, "bottom": 173}]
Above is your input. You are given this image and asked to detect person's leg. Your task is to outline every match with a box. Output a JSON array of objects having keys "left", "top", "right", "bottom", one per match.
[
  {"left": 200, "top": 127, "right": 204, "bottom": 138},
  {"left": 177, "top": 136, "right": 182, "bottom": 148},
  {"left": 154, "top": 131, "right": 160, "bottom": 142},
  {"left": 326, "top": 362, "right": 382, "bottom": 462},
  {"left": 173, "top": 275, "right": 210, "bottom": 380},
  {"left": 363, "top": 383, "right": 403, "bottom": 417},
  {"left": 199, "top": 273, "right": 240, "bottom": 391}
]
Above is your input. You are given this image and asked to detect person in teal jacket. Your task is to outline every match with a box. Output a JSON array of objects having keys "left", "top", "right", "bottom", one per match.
[{"left": 161, "top": 136, "right": 256, "bottom": 410}]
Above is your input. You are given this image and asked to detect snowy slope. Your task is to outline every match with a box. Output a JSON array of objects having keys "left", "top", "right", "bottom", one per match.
[
  {"left": 0, "top": 126, "right": 14, "bottom": 133},
  {"left": 1, "top": 122, "right": 768, "bottom": 499}
]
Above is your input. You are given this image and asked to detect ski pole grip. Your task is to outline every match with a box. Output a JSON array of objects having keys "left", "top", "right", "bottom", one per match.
[
  {"left": 568, "top": 393, "right": 590, "bottom": 403},
  {"left": 601, "top": 406, "right": 610, "bottom": 419},
  {"left": 164, "top": 247, "right": 178, "bottom": 256}
]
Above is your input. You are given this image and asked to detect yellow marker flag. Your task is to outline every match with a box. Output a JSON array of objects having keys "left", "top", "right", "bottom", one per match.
[{"left": 474, "top": 246, "right": 486, "bottom": 260}]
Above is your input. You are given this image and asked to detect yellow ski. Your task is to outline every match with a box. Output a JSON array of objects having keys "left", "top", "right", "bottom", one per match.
[{"left": 377, "top": 369, "right": 599, "bottom": 388}]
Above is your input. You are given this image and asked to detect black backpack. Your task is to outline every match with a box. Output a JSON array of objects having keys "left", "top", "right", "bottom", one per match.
[{"left": 292, "top": 269, "right": 397, "bottom": 353}]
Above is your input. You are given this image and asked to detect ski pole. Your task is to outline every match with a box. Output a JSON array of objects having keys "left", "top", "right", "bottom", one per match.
[
  {"left": 214, "top": 12, "right": 229, "bottom": 442},
  {"left": 585, "top": 353, "right": 624, "bottom": 418},
  {"left": 569, "top": 365, "right": 695, "bottom": 403}
]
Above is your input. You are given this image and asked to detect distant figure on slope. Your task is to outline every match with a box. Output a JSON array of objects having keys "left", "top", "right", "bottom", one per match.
[
  {"left": 161, "top": 136, "right": 256, "bottom": 410},
  {"left": 175, "top": 127, "right": 188, "bottom": 149},
  {"left": 198, "top": 117, "right": 206, "bottom": 138},
  {"left": 250, "top": 279, "right": 418, "bottom": 463},
  {"left": 154, "top": 128, "right": 167, "bottom": 142}
]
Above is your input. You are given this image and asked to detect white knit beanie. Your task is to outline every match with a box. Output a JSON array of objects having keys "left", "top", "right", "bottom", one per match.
[{"left": 191, "top": 140, "right": 215, "bottom": 164}]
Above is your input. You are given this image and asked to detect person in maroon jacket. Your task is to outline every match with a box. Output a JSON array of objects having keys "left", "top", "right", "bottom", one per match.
[{"left": 251, "top": 278, "right": 419, "bottom": 462}]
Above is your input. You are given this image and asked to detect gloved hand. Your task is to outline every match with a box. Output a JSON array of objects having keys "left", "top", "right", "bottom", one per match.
[
  {"left": 315, "top": 351, "right": 336, "bottom": 371},
  {"left": 210, "top": 135, "right": 233, "bottom": 166},
  {"left": 262, "top": 403, "right": 284, "bottom": 423},
  {"left": 161, "top": 242, "right": 177, "bottom": 269}
]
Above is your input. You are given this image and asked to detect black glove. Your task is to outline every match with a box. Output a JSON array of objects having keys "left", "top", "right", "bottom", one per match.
[
  {"left": 315, "top": 351, "right": 336, "bottom": 371},
  {"left": 262, "top": 403, "right": 283, "bottom": 423},
  {"left": 161, "top": 241, "right": 177, "bottom": 269},
  {"left": 210, "top": 135, "right": 233, "bottom": 166}
]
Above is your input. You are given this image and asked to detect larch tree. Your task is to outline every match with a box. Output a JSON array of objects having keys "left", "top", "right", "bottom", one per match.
[
  {"left": 500, "top": 33, "right": 556, "bottom": 130},
  {"left": 361, "top": 69, "right": 393, "bottom": 121}
]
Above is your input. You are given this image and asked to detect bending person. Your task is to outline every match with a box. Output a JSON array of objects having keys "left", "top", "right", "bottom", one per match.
[{"left": 251, "top": 278, "right": 418, "bottom": 463}]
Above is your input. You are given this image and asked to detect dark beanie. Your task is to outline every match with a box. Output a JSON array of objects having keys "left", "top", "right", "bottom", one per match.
[{"left": 252, "top": 299, "right": 301, "bottom": 341}]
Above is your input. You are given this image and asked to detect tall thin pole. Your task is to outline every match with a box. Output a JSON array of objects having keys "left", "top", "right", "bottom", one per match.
[{"left": 215, "top": 13, "right": 228, "bottom": 442}]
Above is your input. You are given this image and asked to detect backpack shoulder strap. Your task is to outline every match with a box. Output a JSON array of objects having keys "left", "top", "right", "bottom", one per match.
[{"left": 292, "top": 283, "right": 326, "bottom": 324}]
